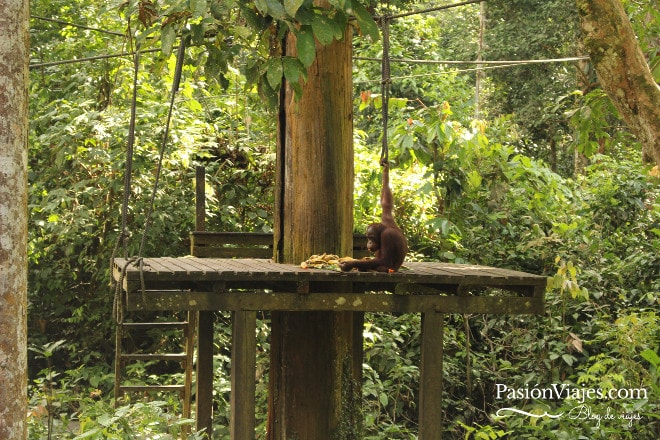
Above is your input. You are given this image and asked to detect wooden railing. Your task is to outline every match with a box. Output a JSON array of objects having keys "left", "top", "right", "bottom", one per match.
[{"left": 190, "top": 231, "right": 371, "bottom": 259}]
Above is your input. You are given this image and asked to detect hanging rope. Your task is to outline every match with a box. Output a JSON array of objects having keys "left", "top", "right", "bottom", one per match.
[
  {"left": 121, "top": 46, "right": 141, "bottom": 258},
  {"left": 112, "top": 33, "right": 187, "bottom": 323},
  {"left": 380, "top": 13, "right": 391, "bottom": 165},
  {"left": 112, "top": 43, "right": 141, "bottom": 323},
  {"left": 138, "top": 37, "right": 187, "bottom": 257}
]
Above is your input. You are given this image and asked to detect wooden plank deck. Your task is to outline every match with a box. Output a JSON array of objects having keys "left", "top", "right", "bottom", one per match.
[
  {"left": 115, "top": 257, "right": 546, "bottom": 283},
  {"left": 113, "top": 257, "right": 547, "bottom": 314}
]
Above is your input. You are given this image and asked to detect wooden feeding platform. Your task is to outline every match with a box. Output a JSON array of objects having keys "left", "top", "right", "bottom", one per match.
[
  {"left": 113, "top": 257, "right": 546, "bottom": 315},
  {"left": 112, "top": 232, "right": 547, "bottom": 439}
]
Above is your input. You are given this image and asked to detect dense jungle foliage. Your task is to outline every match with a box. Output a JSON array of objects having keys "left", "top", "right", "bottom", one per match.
[{"left": 27, "top": 0, "right": 659, "bottom": 438}]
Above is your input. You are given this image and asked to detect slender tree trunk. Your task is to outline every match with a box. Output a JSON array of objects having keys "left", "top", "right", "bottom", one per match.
[
  {"left": 576, "top": 0, "right": 660, "bottom": 165},
  {"left": 0, "top": 0, "right": 30, "bottom": 438},
  {"left": 269, "top": 3, "right": 361, "bottom": 438},
  {"left": 475, "top": 1, "right": 486, "bottom": 119}
]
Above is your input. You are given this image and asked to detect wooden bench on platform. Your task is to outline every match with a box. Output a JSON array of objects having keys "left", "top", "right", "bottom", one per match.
[{"left": 112, "top": 231, "right": 546, "bottom": 439}]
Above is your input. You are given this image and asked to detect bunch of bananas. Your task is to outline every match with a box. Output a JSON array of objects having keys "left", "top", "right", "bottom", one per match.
[{"left": 300, "top": 253, "right": 355, "bottom": 270}]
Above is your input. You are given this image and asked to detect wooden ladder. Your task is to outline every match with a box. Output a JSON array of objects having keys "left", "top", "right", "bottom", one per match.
[{"left": 113, "top": 311, "right": 196, "bottom": 421}]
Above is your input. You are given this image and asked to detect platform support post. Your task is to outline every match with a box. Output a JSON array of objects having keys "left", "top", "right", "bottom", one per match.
[
  {"left": 193, "top": 165, "right": 214, "bottom": 436},
  {"left": 231, "top": 311, "right": 257, "bottom": 439},
  {"left": 196, "top": 311, "right": 214, "bottom": 437},
  {"left": 419, "top": 311, "right": 444, "bottom": 440}
]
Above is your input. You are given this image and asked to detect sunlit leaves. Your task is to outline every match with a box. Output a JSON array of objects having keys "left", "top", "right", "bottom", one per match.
[
  {"left": 548, "top": 257, "right": 589, "bottom": 301},
  {"left": 641, "top": 348, "right": 660, "bottom": 368},
  {"left": 466, "top": 170, "right": 482, "bottom": 190}
]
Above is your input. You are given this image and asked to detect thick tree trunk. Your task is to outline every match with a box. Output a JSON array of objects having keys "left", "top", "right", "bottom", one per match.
[
  {"left": 576, "top": 0, "right": 660, "bottom": 164},
  {"left": 0, "top": 0, "right": 30, "bottom": 438},
  {"left": 269, "top": 4, "right": 360, "bottom": 439}
]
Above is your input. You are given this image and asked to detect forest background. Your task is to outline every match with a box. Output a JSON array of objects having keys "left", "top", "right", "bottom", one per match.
[{"left": 26, "top": 0, "right": 659, "bottom": 438}]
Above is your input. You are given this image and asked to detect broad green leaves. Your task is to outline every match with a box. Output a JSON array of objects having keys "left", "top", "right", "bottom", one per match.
[
  {"left": 350, "top": 0, "right": 379, "bottom": 41},
  {"left": 284, "top": 0, "right": 304, "bottom": 17},
  {"left": 190, "top": 0, "right": 207, "bottom": 19},
  {"left": 296, "top": 27, "right": 316, "bottom": 68},
  {"left": 160, "top": 25, "right": 177, "bottom": 55},
  {"left": 121, "top": 1, "right": 379, "bottom": 103},
  {"left": 282, "top": 56, "right": 305, "bottom": 82},
  {"left": 255, "top": 0, "right": 287, "bottom": 19},
  {"left": 265, "top": 57, "right": 284, "bottom": 89},
  {"left": 311, "top": 14, "right": 343, "bottom": 45}
]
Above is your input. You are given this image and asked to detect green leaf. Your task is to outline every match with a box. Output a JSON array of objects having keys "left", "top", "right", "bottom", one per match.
[
  {"left": 97, "top": 413, "right": 118, "bottom": 428},
  {"left": 312, "top": 14, "right": 338, "bottom": 45},
  {"left": 73, "top": 428, "right": 103, "bottom": 438},
  {"left": 328, "top": 0, "right": 345, "bottom": 8},
  {"left": 561, "top": 353, "right": 575, "bottom": 366},
  {"left": 254, "top": 0, "right": 268, "bottom": 15},
  {"left": 651, "top": 56, "right": 660, "bottom": 83},
  {"left": 190, "top": 0, "right": 207, "bottom": 19},
  {"left": 161, "top": 24, "right": 177, "bottom": 56},
  {"left": 467, "top": 170, "right": 482, "bottom": 189},
  {"left": 379, "top": 392, "right": 388, "bottom": 406},
  {"left": 190, "top": 22, "right": 206, "bottom": 45},
  {"left": 265, "top": 57, "right": 284, "bottom": 90},
  {"left": 350, "top": 1, "right": 379, "bottom": 41},
  {"left": 241, "top": 5, "right": 268, "bottom": 31},
  {"left": 210, "top": 0, "right": 227, "bottom": 20},
  {"left": 388, "top": 97, "right": 407, "bottom": 110},
  {"left": 397, "top": 133, "right": 413, "bottom": 151},
  {"left": 296, "top": 26, "right": 316, "bottom": 67},
  {"left": 295, "top": 6, "right": 315, "bottom": 25},
  {"left": 284, "top": 0, "right": 304, "bottom": 17},
  {"left": 289, "top": 81, "right": 303, "bottom": 100},
  {"left": 640, "top": 349, "right": 660, "bottom": 367},
  {"left": 205, "top": 45, "right": 223, "bottom": 83},
  {"left": 266, "top": 0, "right": 287, "bottom": 19},
  {"left": 258, "top": 75, "right": 279, "bottom": 108},
  {"left": 282, "top": 56, "right": 303, "bottom": 83}
]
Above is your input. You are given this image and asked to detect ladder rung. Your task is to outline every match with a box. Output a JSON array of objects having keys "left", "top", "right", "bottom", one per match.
[
  {"left": 119, "top": 385, "right": 185, "bottom": 393},
  {"left": 120, "top": 353, "right": 187, "bottom": 362},
  {"left": 121, "top": 322, "right": 189, "bottom": 330}
]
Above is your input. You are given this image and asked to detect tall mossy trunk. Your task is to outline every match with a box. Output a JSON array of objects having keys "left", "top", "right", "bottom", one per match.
[
  {"left": 0, "top": 0, "right": 29, "bottom": 437},
  {"left": 269, "top": 1, "right": 362, "bottom": 438}
]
